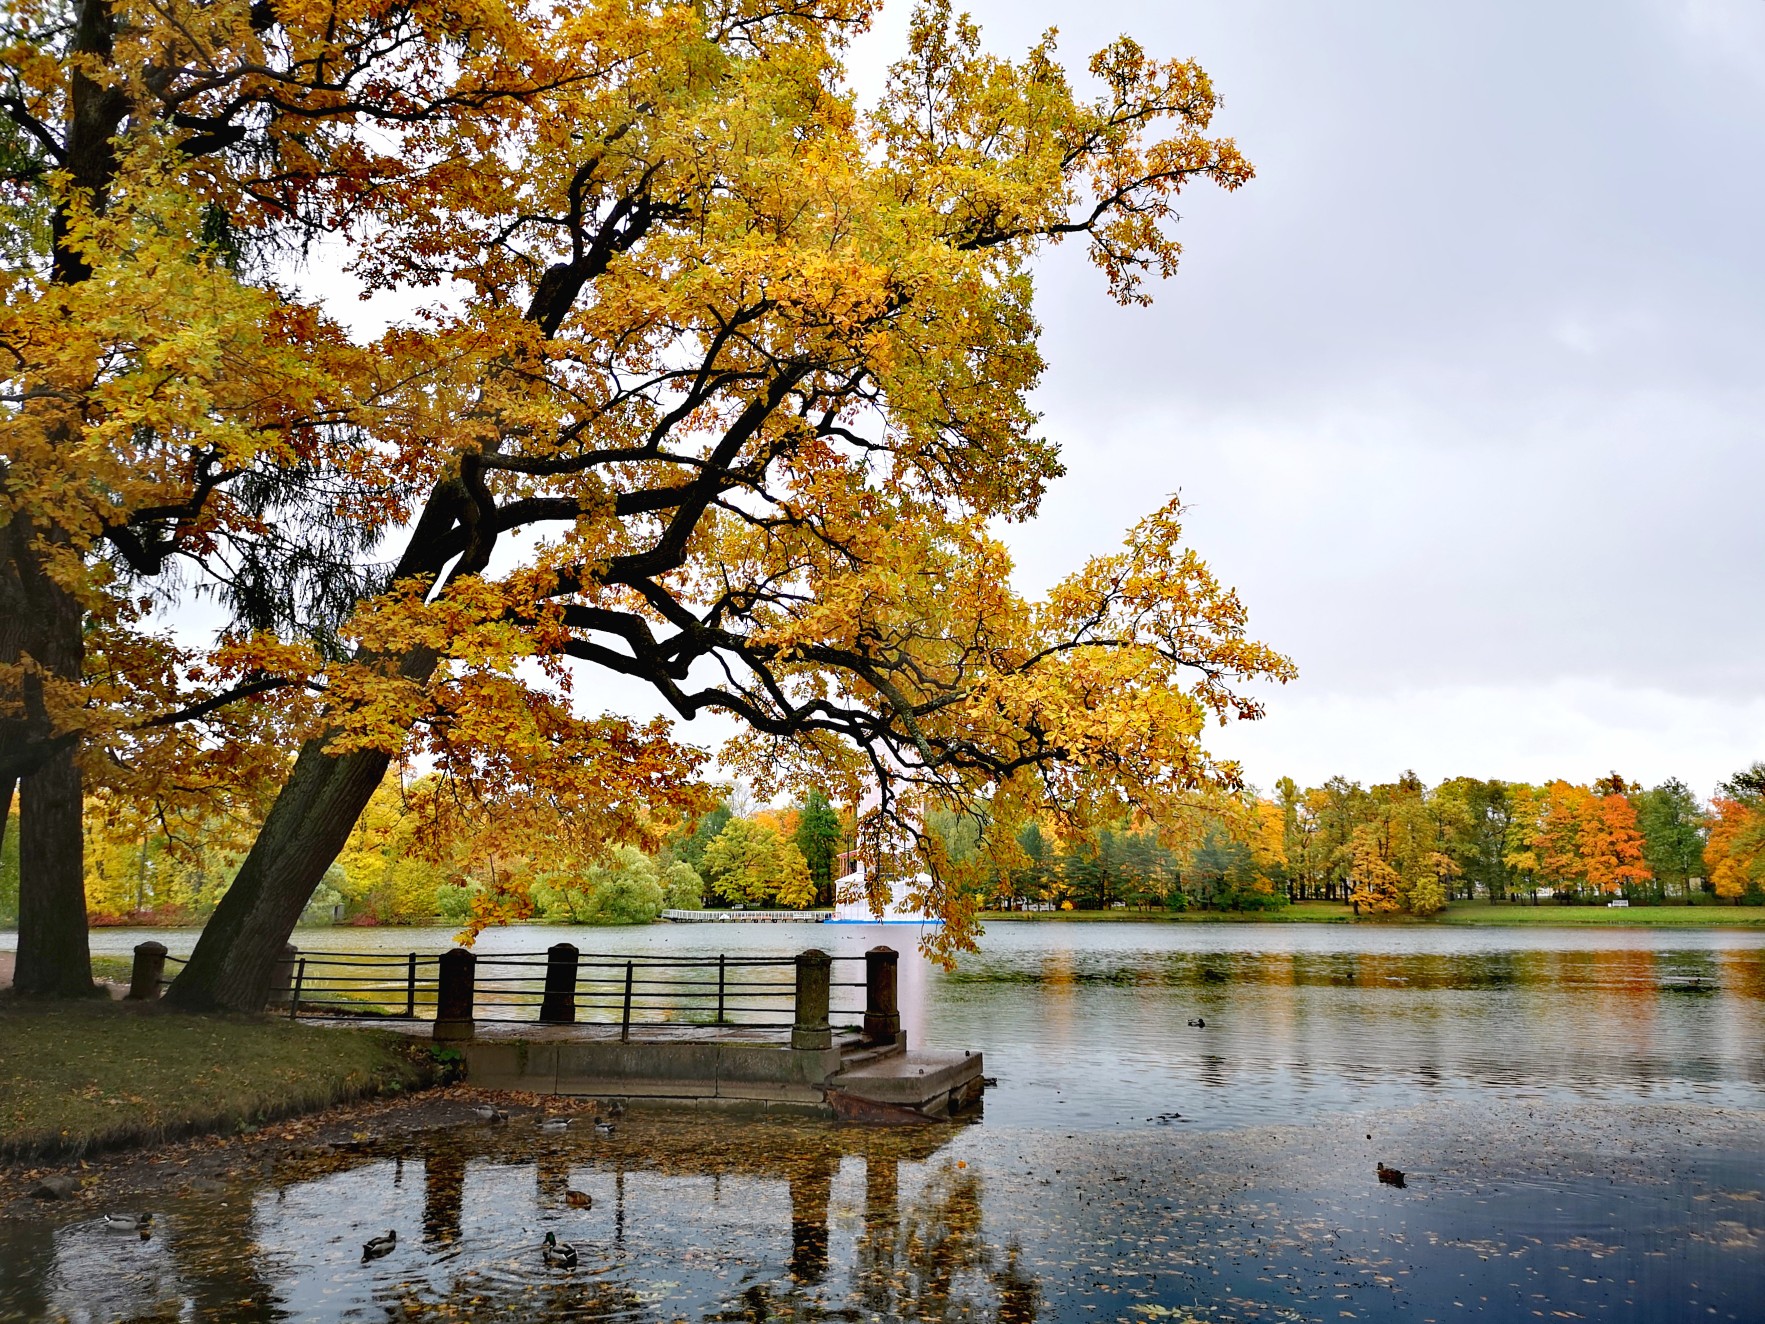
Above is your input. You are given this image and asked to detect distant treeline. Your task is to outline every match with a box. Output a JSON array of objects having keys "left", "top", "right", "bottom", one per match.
[
  {"left": 2, "top": 766, "right": 1760, "bottom": 928},
  {"left": 942, "top": 767, "right": 1765, "bottom": 918},
  {"left": 0, "top": 774, "right": 846, "bottom": 929}
]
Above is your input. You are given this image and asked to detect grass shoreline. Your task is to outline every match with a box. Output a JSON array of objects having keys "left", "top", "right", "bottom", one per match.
[
  {"left": 0, "top": 999, "right": 439, "bottom": 1162},
  {"left": 980, "top": 900, "right": 1765, "bottom": 927}
]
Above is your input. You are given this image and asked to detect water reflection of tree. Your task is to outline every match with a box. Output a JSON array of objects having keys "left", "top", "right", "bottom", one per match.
[
  {"left": 162, "top": 1188, "right": 284, "bottom": 1322},
  {"left": 853, "top": 1160, "right": 1037, "bottom": 1324},
  {"left": 719, "top": 1158, "right": 1036, "bottom": 1323}
]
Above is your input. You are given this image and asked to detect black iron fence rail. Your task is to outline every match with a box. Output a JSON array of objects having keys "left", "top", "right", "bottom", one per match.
[
  {"left": 242, "top": 947, "right": 871, "bottom": 1033},
  {"left": 127, "top": 941, "right": 893, "bottom": 1041}
]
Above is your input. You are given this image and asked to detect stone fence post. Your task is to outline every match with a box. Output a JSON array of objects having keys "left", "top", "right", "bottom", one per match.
[
  {"left": 434, "top": 947, "right": 476, "bottom": 1042},
  {"left": 864, "top": 944, "right": 902, "bottom": 1046},
  {"left": 540, "top": 942, "right": 579, "bottom": 1024},
  {"left": 126, "top": 941, "right": 167, "bottom": 1000},
  {"left": 792, "top": 948, "right": 832, "bottom": 1051}
]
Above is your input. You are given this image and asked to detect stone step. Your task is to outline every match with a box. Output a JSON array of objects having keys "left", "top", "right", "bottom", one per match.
[
  {"left": 827, "top": 1049, "right": 985, "bottom": 1119},
  {"left": 836, "top": 1039, "right": 907, "bottom": 1072}
]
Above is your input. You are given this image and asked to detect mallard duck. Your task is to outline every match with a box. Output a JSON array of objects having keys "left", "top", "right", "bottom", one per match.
[
  {"left": 362, "top": 1230, "right": 397, "bottom": 1260},
  {"left": 1376, "top": 1163, "right": 1406, "bottom": 1188},
  {"left": 472, "top": 1105, "right": 508, "bottom": 1123},
  {"left": 593, "top": 1120, "right": 616, "bottom": 1137},
  {"left": 565, "top": 1188, "right": 593, "bottom": 1209},
  {"left": 542, "top": 1231, "right": 578, "bottom": 1267},
  {"left": 536, "top": 1116, "right": 570, "bottom": 1132},
  {"left": 1187, "top": 1017, "right": 1206, "bottom": 1028},
  {"left": 103, "top": 1212, "right": 152, "bottom": 1231},
  {"left": 605, "top": 1100, "right": 627, "bottom": 1119}
]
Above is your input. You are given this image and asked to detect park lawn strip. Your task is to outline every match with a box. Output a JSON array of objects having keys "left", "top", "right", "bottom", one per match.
[
  {"left": 0, "top": 1000, "right": 435, "bottom": 1161},
  {"left": 88, "top": 954, "right": 133, "bottom": 982},
  {"left": 979, "top": 901, "right": 1765, "bottom": 927},
  {"left": 980, "top": 902, "right": 1351, "bottom": 923},
  {"left": 1432, "top": 901, "right": 1765, "bottom": 926}
]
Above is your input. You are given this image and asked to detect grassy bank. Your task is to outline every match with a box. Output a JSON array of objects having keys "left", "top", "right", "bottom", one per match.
[
  {"left": 1431, "top": 900, "right": 1765, "bottom": 926},
  {"left": 981, "top": 900, "right": 1765, "bottom": 927},
  {"left": 981, "top": 901, "right": 1353, "bottom": 923},
  {"left": 0, "top": 1000, "right": 435, "bottom": 1161}
]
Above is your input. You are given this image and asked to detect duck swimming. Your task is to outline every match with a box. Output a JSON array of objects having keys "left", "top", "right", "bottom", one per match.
[
  {"left": 542, "top": 1231, "right": 578, "bottom": 1267},
  {"left": 565, "top": 1189, "right": 593, "bottom": 1209},
  {"left": 594, "top": 1120, "right": 616, "bottom": 1137},
  {"left": 472, "top": 1105, "right": 508, "bottom": 1123},
  {"left": 103, "top": 1212, "right": 152, "bottom": 1231},
  {"left": 362, "top": 1230, "right": 397, "bottom": 1260},
  {"left": 1376, "top": 1163, "right": 1406, "bottom": 1188},
  {"left": 536, "top": 1116, "right": 570, "bottom": 1132}
]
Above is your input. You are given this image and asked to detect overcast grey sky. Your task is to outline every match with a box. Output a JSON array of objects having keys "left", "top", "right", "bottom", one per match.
[{"left": 832, "top": 0, "right": 1765, "bottom": 795}]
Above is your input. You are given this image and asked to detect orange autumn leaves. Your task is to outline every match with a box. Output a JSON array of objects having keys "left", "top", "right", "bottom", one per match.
[
  {"left": 1706, "top": 798, "right": 1765, "bottom": 902},
  {"left": 1506, "top": 781, "right": 1652, "bottom": 898}
]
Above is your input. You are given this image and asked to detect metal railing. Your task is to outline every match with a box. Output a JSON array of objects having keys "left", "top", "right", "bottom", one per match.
[
  {"left": 282, "top": 950, "right": 442, "bottom": 1019},
  {"left": 133, "top": 940, "right": 885, "bottom": 1042},
  {"left": 463, "top": 950, "right": 867, "bottom": 1033}
]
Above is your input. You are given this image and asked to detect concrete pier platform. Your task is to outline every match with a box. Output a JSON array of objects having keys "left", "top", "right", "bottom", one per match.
[
  {"left": 314, "top": 1017, "right": 984, "bottom": 1119},
  {"left": 463, "top": 1033, "right": 983, "bottom": 1120},
  {"left": 295, "top": 940, "right": 984, "bottom": 1120}
]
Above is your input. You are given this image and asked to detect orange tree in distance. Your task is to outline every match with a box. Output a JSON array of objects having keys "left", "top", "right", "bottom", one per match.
[
  {"left": 1, "top": 0, "right": 1293, "bottom": 1010},
  {"left": 1705, "top": 765, "right": 1765, "bottom": 903}
]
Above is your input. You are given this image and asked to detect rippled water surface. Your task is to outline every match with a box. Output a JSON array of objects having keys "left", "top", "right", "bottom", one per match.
[{"left": 4, "top": 921, "right": 1763, "bottom": 1321}]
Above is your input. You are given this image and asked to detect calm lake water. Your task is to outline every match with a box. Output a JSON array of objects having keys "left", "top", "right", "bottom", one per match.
[{"left": 4, "top": 921, "right": 1763, "bottom": 1322}]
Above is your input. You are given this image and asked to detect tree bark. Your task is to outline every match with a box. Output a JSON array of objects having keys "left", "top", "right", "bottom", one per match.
[
  {"left": 4, "top": 0, "right": 125, "bottom": 997},
  {"left": 14, "top": 745, "right": 96, "bottom": 996},
  {"left": 166, "top": 558, "right": 456, "bottom": 1011},
  {"left": 9, "top": 523, "right": 97, "bottom": 998},
  {"left": 165, "top": 737, "right": 394, "bottom": 1011}
]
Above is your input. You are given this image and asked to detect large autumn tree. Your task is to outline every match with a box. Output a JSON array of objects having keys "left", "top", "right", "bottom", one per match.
[
  {"left": 3, "top": 0, "right": 686, "bottom": 993},
  {"left": 4, "top": 0, "right": 1292, "bottom": 1010}
]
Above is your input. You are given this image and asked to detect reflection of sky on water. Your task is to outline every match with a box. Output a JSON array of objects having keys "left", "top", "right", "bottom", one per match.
[
  {"left": 36, "top": 1220, "right": 181, "bottom": 1324},
  {"left": 5, "top": 924, "right": 1763, "bottom": 1321}
]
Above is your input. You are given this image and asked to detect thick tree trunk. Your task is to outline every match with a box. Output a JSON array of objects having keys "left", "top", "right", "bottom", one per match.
[
  {"left": 167, "top": 575, "right": 452, "bottom": 1011},
  {"left": 165, "top": 738, "right": 393, "bottom": 1012},
  {"left": 4, "top": 0, "right": 124, "bottom": 998},
  {"left": 13, "top": 746, "right": 97, "bottom": 997},
  {"left": 10, "top": 533, "right": 97, "bottom": 999}
]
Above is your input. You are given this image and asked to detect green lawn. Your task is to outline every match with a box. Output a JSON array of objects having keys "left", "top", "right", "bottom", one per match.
[
  {"left": 1432, "top": 900, "right": 1765, "bottom": 926},
  {"left": 981, "top": 900, "right": 1765, "bottom": 927},
  {"left": 0, "top": 1000, "right": 433, "bottom": 1160},
  {"left": 981, "top": 902, "right": 1353, "bottom": 923},
  {"left": 89, "top": 954, "right": 134, "bottom": 983}
]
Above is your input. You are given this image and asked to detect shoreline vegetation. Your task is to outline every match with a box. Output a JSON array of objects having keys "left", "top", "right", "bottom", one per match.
[
  {"left": 976, "top": 900, "right": 1765, "bottom": 927},
  {"left": 17, "top": 766, "right": 1761, "bottom": 950},
  {"left": 14, "top": 897, "right": 1765, "bottom": 941}
]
